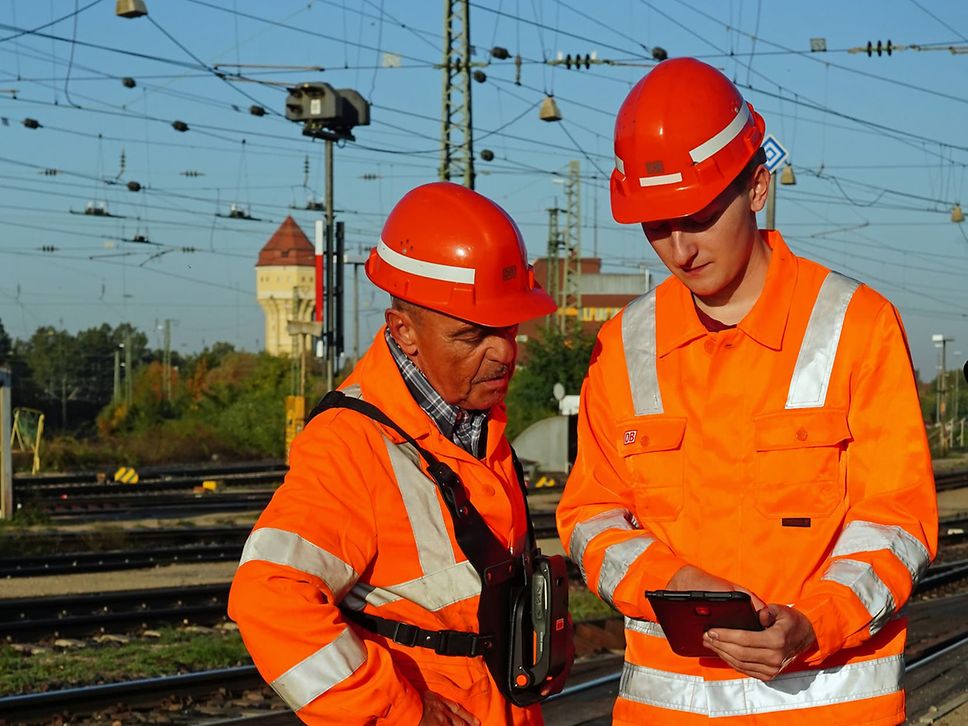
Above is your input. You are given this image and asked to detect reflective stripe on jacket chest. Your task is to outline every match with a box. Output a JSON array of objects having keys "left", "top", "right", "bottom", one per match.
[
  {"left": 621, "top": 270, "right": 861, "bottom": 415},
  {"left": 341, "top": 436, "right": 482, "bottom": 613}
]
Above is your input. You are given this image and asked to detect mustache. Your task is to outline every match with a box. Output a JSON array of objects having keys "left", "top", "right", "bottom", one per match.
[{"left": 473, "top": 364, "right": 512, "bottom": 383}]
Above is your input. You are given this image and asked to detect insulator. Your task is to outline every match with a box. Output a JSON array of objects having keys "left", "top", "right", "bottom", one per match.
[
  {"left": 171, "top": 120, "right": 189, "bottom": 132},
  {"left": 480, "top": 149, "right": 495, "bottom": 161},
  {"left": 651, "top": 47, "right": 668, "bottom": 61},
  {"left": 22, "top": 118, "right": 40, "bottom": 129},
  {"left": 473, "top": 70, "right": 487, "bottom": 83},
  {"left": 490, "top": 46, "right": 510, "bottom": 60},
  {"left": 249, "top": 105, "right": 266, "bottom": 116},
  {"left": 122, "top": 77, "right": 136, "bottom": 89},
  {"left": 127, "top": 181, "right": 142, "bottom": 192}
]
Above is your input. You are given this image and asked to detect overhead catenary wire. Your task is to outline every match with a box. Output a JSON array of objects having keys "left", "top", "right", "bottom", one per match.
[{"left": 1, "top": 0, "right": 966, "bottom": 361}]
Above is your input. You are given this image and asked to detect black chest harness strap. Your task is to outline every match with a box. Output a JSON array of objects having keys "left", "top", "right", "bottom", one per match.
[{"left": 306, "top": 389, "right": 534, "bottom": 659}]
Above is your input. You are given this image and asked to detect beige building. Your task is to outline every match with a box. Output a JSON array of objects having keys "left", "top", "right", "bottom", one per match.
[{"left": 256, "top": 216, "right": 317, "bottom": 356}]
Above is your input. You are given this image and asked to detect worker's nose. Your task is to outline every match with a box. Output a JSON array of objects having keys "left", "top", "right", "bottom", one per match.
[
  {"left": 489, "top": 326, "right": 518, "bottom": 364},
  {"left": 668, "top": 228, "right": 698, "bottom": 268}
]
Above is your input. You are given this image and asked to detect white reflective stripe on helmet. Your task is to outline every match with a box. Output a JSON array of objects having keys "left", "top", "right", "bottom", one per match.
[
  {"left": 689, "top": 102, "right": 751, "bottom": 164},
  {"left": 615, "top": 155, "right": 626, "bottom": 176},
  {"left": 638, "top": 172, "right": 683, "bottom": 188},
  {"left": 376, "top": 238, "right": 475, "bottom": 285}
]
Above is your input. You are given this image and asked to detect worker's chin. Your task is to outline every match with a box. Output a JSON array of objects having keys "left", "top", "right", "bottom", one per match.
[{"left": 464, "top": 379, "right": 509, "bottom": 410}]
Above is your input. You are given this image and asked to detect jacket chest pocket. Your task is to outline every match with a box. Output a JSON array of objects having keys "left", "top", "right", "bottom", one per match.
[
  {"left": 752, "top": 409, "right": 850, "bottom": 518},
  {"left": 617, "top": 416, "right": 687, "bottom": 522}
]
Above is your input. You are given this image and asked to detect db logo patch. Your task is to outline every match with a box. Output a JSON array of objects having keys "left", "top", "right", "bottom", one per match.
[
  {"left": 502, "top": 264, "right": 518, "bottom": 280},
  {"left": 623, "top": 430, "right": 637, "bottom": 445}
]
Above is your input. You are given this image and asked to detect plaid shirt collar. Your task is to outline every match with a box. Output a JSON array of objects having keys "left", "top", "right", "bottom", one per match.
[{"left": 384, "top": 329, "right": 488, "bottom": 458}]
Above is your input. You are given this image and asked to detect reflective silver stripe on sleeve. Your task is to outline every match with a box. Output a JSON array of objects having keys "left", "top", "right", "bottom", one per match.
[
  {"left": 384, "top": 438, "right": 457, "bottom": 576},
  {"left": 599, "top": 536, "right": 654, "bottom": 607},
  {"left": 569, "top": 508, "right": 636, "bottom": 582},
  {"left": 342, "top": 560, "right": 480, "bottom": 612},
  {"left": 822, "top": 558, "right": 896, "bottom": 634},
  {"left": 832, "top": 520, "right": 931, "bottom": 584},
  {"left": 622, "top": 290, "right": 663, "bottom": 416},
  {"left": 239, "top": 527, "right": 358, "bottom": 601},
  {"left": 625, "top": 616, "right": 665, "bottom": 638},
  {"left": 270, "top": 627, "right": 367, "bottom": 712},
  {"left": 341, "top": 383, "right": 363, "bottom": 399},
  {"left": 786, "top": 272, "right": 860, "bottom": 409},
  {"left": 619, "top": 655, "right": 903, "bottom": 716}
]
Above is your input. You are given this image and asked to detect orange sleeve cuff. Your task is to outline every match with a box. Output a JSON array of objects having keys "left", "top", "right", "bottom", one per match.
[{"left": 796, "top": 593, "right": 847, "bottom": 664}]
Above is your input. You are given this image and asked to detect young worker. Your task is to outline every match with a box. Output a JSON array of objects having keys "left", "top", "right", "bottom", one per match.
[{"left": 557, "top": 57, "right": 938, "bottom": 725}]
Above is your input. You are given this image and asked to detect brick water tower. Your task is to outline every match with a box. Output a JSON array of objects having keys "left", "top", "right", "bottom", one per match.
[{"left": 255, "top": 216, "right": 316, "bottom": 356}]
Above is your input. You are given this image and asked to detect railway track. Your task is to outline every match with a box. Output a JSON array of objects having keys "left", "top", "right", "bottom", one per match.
[
  {"left": 0, "top": 513, "right": 559, "bottom": 578},
  {"left": 12, "top": 460, "right": 286, "bottom": 488},
  {"left": 1, "top": 547, "right": 963, "bottom": 645},
  {"left": 935, "top": 468, "right": 968, "bottom": 492},
  {"left": 2, "top": 598, "right": 966, "bottom": 725},
  {"left": 14, "top": 473, "right": 566, "bottom": 521},
  {"left": 12, "top": 464, "right": 965, "bottom": 522}
]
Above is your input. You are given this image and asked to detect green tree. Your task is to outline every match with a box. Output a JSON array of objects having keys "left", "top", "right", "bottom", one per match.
[
  {"left": 505, "top": 326, "right": 595, "bottom": 440},
  {"left": 0, "top": 319, "right": 11, "bottom": 364}
]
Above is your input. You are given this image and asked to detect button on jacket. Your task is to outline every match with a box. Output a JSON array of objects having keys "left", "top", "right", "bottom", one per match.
[
  {"left": 229, "top": 328, "right": 541, "bottom": 725},
  {"left": 557, "top": 231, "right": 938, "bottom": 725}
]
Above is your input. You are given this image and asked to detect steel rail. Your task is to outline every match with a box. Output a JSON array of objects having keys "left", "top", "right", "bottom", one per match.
[
  {"left": 0, "top": 543, "right": 244, "bottom": 578},
  {"left": 13, "top": 460, "right": 286, "bottom": 487}
]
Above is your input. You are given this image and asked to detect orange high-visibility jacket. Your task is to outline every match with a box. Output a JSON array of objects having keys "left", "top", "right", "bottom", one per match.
[
  {"left": 557, "top": 231, "right": 938, "bottom": 725},
  {"left": 229, "top": 329, "right": 541, "bottom": 725}
]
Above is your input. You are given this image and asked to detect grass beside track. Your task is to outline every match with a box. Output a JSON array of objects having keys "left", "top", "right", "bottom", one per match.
[{"left": 0, "top": 626, "right": 250, "bottom": 696}]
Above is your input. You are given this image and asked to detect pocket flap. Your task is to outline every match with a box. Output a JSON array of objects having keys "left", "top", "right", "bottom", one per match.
[
  {"left": 615, "top": 416, "right": 687, "bottom": 455},
  {"left": 753, "top": 409, "right": 850, "bottom": 451}
]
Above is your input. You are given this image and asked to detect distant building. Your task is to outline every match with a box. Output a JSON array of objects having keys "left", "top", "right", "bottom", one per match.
[
  {"left": 520, "top": 257, "right": 652, "bottom": 340},
  {"left": 255, "top": 216, "right": 316, "bottom": 356}
]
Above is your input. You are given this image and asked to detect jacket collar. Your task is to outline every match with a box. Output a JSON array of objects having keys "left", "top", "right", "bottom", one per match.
[{"left": 657, "top": 229, "right": 797, "bottom": 356}]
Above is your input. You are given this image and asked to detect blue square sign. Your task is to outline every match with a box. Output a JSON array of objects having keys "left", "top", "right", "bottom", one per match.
[{"left": 762, "top": 135, "right": 789, "bottom": 173}]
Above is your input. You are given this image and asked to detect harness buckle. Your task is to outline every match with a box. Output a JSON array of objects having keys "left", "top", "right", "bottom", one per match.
[{"left": 391, "top": 621, "right": 420, "bottom": 647}]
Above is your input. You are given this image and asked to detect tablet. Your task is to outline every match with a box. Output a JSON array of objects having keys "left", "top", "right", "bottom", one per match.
[{"left": 644, "top": 590, "right": 763, "bottom": 657}]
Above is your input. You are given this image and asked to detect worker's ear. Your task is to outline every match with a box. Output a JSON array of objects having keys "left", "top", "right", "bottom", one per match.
[
  {"left": 385, "top": 307, "right": 419, "bottom": 355},
  {"left": 749, "top": 164, "right": 770, "bottom": 213}
]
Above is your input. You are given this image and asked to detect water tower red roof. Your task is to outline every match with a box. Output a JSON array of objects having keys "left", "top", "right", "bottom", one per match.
[{"left": 256, "top": 216, "right": 315, "bottom": 267}]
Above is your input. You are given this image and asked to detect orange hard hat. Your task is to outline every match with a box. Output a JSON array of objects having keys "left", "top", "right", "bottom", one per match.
[
  {"left": 366, "top": 182, "right": 556, "bottom": 327},
  {"left": 610, "top": 58, "right": 765, "bottom": 224}
]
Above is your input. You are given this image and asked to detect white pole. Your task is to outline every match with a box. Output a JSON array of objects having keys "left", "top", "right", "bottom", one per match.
[{"left": 0, "top": 367, "right": 12, "bottom": 520}]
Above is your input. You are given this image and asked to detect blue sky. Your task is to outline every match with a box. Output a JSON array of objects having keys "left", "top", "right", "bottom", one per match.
[{"left": 1, "top": 0, "right": 967, "bottom": 379}]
